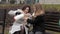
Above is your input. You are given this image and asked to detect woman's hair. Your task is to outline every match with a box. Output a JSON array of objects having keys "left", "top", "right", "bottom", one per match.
[
  {"left": 22, "top": 5, "right": 31, "bottom": 13},
  {"left": 33, "top": 3, "right": 45, "bottom": 16}
]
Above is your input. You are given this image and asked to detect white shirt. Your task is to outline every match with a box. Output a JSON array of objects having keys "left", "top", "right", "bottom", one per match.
[{"left": 8, "top": 9, "right": 28, "bottom": 34}]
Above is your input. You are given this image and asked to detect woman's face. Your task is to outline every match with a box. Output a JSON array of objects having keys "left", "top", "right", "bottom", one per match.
[
  {"left": 33, "top": 6, "right": 36, "bottom": 12},
  {"left": 24, "top": 7, "right": 29, "bottom": 13}
]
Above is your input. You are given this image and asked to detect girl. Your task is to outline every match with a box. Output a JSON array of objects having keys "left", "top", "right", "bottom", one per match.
[
  {"left": 8, "top": 5, "right": 31, "bottom": 34},
  {"left": 27, "top": 3, "right": 45, "bottom": 34}
]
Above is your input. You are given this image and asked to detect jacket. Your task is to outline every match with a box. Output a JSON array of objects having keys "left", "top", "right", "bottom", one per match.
[{"left": 27, "top": 15, "right": 45, "bottom": 32}]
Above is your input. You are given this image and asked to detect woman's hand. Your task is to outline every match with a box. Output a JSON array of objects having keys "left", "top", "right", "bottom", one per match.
[{"left": 24, "top": 15, "right": 29, "bottom": 20}]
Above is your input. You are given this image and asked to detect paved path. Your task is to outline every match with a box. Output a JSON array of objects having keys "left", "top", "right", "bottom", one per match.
[{"left": 29, "top": 30, "right": 60, "bottom": 34}]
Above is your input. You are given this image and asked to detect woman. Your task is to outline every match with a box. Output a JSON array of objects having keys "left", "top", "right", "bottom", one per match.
[
  {"left": 8, "top": 5, "right": 32, "bottom": 34},
  {"left": 27, "top": 4, "right": 45, "bottom": 34}
]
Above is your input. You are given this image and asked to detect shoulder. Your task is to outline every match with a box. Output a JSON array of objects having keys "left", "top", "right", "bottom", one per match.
[
  {"left": 35, "top": 14, "right": 45, "bottom": 19},
  {"left": 15, "top": 9, "right": 24, "bottom": 15},
  {"left": 17, "top": 9, "right": 24, "bottom": 13}
]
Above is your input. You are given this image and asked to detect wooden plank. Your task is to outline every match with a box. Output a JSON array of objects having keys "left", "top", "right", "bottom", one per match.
[{"left": 45, "top": 12, "right": 60, "bottom": 32}]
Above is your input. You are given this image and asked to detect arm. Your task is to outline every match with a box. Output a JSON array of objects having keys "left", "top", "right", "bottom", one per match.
[
  {"left": 8, "top": 10, "right": 15, "bottom": 16},
  {"left": 27, "top": 19, "right": 34, "bottom": 24},
  {"left": 14, "top": 14, "right": 24, "bottom": 21},
  {"left": 8, "top": 9, "right": 24, "bottom": 16}
]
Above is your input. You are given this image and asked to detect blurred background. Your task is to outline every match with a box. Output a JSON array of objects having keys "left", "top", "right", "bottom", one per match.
[
  {"left": 0, "top": 0, "right": 60, "bottom": 34},
  {"left": 0, "top": 0, "right": 60, "bottom": 4}
]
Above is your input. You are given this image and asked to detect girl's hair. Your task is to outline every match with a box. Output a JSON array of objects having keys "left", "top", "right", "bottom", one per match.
[
  {"left": 22, "top": 5, "right": 31, "bottom": 13},
  {"left": 33, "top": 3, "right": 45, "bottom": 16}
]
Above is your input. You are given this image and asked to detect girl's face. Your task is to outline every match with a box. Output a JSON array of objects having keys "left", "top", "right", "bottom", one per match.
[
  {"left": 24, "top": 7, "right": 29, "bottom": 13},
  {"left": 33, "top": 6, "right": 36, "bottom": 12}
]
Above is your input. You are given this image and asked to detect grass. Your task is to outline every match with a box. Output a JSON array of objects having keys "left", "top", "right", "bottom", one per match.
[
  {"left": 0, "top": 4, "right": 60, "bottom": 10},
  {"left": 42, "top": 4, "right": 60, "bottom": 10},
  {"left": 46, "top": 30, "right": 60, "bottom": 34}
]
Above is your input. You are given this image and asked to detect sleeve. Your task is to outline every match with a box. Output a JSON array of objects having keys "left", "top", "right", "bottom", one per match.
[
  {"left": 15, "top": 12, "right": 21, "bottom": 15},
  {"left": 8, "top": 9, "right": 24, "bottom": 16},
  {"left": 14, "top": 14, "right": 24, "bottom": 21},
  {"left": 8, "top": 10, "right": 18, "bottom": 16},
  {"left": 27, "top": 19, "right": 34, "bottom": 24}
]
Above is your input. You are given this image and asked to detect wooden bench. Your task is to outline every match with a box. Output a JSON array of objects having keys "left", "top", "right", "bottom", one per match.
[{"left": 45, "top": 11, "right": 60, "bottom": 32}]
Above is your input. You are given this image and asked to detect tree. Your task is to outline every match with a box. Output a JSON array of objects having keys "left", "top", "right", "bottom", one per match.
[{"left": 10, "top": 0, "right": 15, "bottom": 4}]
